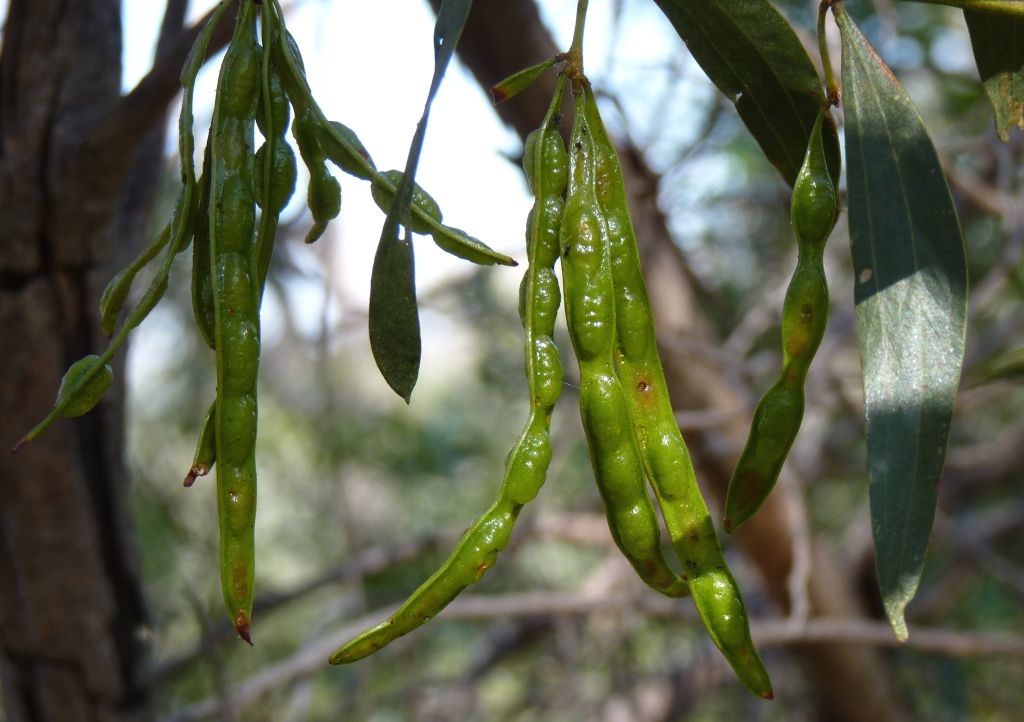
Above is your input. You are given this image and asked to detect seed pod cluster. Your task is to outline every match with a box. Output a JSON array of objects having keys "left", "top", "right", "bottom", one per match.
[
  {"left": 561, "top": 89, "right": 690, "bottom": 601},
  {"left": 332, "top": 67, "right": 773, "bottom": 699},
  {"left": 20, "top": 3, "right": 783, "bottom": 692},
  {"left": 724, "top": 110, "right": 838, "bottom": 534},
  {"left": 17, "top": 0, "right": 516, "bottom": 642}
]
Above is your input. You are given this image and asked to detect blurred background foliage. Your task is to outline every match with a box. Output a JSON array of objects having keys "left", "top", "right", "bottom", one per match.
[{"left": 112, "top": 0, "right": 1024, "bottom": 720}]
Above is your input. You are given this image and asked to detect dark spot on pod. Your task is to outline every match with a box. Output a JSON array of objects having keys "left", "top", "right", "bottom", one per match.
[
  {"left": 688, "top": 525, "right": 701, "bottom": 543},
  {"left": 638, "top": 380, "right": 650, "bottom": 392},
  {"left": 575, "top": 142, "right": 583, "bottom": 150}
]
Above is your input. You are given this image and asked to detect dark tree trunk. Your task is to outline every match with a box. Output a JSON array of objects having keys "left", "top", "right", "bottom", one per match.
[{"left": 0, "top": 1, "right": 167, "bottom": 720}]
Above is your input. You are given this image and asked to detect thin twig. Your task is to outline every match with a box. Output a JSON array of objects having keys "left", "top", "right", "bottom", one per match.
[{"left": 87, "top": 2, "right": 239, "bottom": 173}]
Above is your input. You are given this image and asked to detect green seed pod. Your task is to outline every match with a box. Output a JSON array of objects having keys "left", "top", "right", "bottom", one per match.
[
  {"left": 256, "top": 55, "right": 290, "bottom": 138},
  {"left": 193, "top": 141, "right": 217, "bottom": 348},
  {"left": 293, "top": 110, "right": 341, "bottom": 244},
  {"left": 100, "top": 222, "right": 172, "bottom": 338},
  {"left": 208, "top": 0, "right": 262, "bottom": 645},
  {"left": 185, "top": 401, "right": 217, "bottom": 487},
  {"left": 371, "top": 169, "right": 442, "bottom": 235},
  {"left": 56, "top": 355, "right": 114, "bottom": 418},
  {"left": 723, "top": 110, "right": 836, "bottom": 535},
  {"left": 562, "top": 89, "right": 691, "bottom": 603},
  {"left": 254, "top": 140, "right": 298, "bottom": 214},
  {"left": 582, "top": 84, "right": 771, "bottom": 699}
]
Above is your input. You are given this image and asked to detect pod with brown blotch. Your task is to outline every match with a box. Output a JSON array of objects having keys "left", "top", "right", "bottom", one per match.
[
  {"left": 723, "top": 110, "right": 837, "bottom": 535},
  {"left": 561, "top": 89, "right": 690, "bottom": 602},
  {"left": 582, "top": 83, "right": 771, "bottom": 699},
  {"left": 208, "top": 0, "right": 262, "bottom": 644}
]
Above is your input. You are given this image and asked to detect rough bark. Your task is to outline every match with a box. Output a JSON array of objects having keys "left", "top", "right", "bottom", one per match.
[
  {"left": 0, "top": 1, "right": 212, "bottom": 720},
  {"left": 432, "top": 1, "right": 907, "bottom": 720}
]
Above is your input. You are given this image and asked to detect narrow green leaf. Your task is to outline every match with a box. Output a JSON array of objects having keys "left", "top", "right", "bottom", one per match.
[
  {"left": 835, "top": 2, "right": 968, "bottom": 640},
  {"left": 490, "top": 57, "right": 559, "bottom": 103},
  {"left": 964, "top": 9, "right": 1024, "bottom": 141},
  {"left": 905, "top": 0, "right": 1024, "bottom": 18},
  {"left": 653, "top": 0, "right": 840, "bottom": 187},
  {"left": 369, "top": 0, "right": 473, "bottom": 401}
]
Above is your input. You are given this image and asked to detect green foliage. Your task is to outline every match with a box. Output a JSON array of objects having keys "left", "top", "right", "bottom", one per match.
[{"left": 836, "top": 0, "right": 968, "bottom": 639}]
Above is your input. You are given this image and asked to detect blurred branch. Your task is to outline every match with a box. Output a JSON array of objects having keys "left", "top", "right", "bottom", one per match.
[
  {"left": 148, "top": 528, "right": 460, "bottom": 683},
  {"left": 943, "top": 156, "right": 1013, "bottom": 217},
  {"left": 151, "top": 512, "right": 637, "bottom": 683},
  {"left": 943, "top": 418, "right": 1024, "bottom": 495},
  {"left": 160, "top": 593, "right": 1024, "bottom": 722}
]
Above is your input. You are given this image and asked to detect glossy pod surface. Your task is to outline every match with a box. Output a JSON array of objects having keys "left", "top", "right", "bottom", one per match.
[
  {"left": 209, "top": 0, "right": 261, "bottom": 644},
  {"left": 561, "top": 90, "right": 689, "bottom": 601},
  {"left": 723, "top": 110, "right": 837, "bottom": 535},
  {"left": 582, "top": 84, "right": 771, "bottom": 698},
  {"left": 331, "top": 79, "right": 571, "bottom": 665}
]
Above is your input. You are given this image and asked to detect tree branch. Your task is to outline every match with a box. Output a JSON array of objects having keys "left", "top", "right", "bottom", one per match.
[
  {"left": 86, "top": 1, "right": 238, "bottom": 178},
  {"left": 159, "top": 592, "right": 1024, "bottom": 722}
]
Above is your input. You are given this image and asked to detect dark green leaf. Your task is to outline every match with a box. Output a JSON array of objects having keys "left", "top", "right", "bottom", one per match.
[
  {"left": 964, "top": 9, "right": 1024, "bottom": 141},
  {"left": 491, "top": 57, "right": 559, "bottom": 103},
  {"left": 368, "top": 0, "right": 474, "bottom": 401},
  {"left": 369, "top": 219, "right": 421, "bottom": 404},
  {"left": 836, "top": 2, "right": 968, "bottom": 641},
  {"left": 653, "top": 0, "right": 840, "bottom": 187}
]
